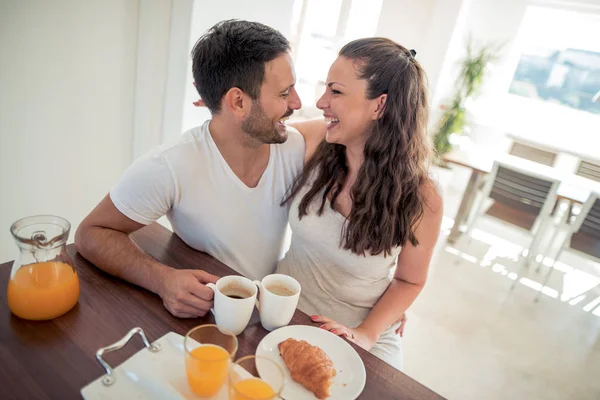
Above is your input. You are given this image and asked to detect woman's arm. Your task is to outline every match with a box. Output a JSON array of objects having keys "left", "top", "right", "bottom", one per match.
[
  {"left": 289, "top": 119, "right": 327, "bottom": 163},
  {"left": 315, "top": 182, "right": 443, "bottom": 349}
]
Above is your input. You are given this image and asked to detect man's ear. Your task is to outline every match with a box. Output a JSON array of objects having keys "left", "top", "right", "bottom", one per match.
[
  {"left": 372, "top": 94, "right": 387, "bottom": 120},
  {"left": 192, "top": 98, "right": 206, "bottom": 107},
  {"left": 223, "top": 87, "right": 253, "bottom": 118}
]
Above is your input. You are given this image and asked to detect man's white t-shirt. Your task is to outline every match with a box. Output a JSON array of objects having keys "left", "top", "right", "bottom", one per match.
[{"left": 110, "top": 120, "right": 305, "bottom": 280}]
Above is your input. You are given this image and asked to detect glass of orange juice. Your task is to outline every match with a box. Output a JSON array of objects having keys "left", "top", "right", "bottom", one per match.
[
  {"left": 7, "top": 215, "right": 80, "bottom": 321},
  {"left": 229, "top": 355, "right": 285, "bottom": 400},
  {"left": 184, "top": 324, "right": 238, "bottom": 397}
]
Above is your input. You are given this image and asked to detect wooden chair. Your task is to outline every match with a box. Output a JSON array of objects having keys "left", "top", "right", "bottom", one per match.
[{"left": 466, "top": 162, "right": 561, "bottom": 287}]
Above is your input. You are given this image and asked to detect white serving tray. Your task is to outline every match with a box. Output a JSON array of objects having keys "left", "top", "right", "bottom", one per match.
[{"left": 81, "top": 328, "right": 231, "bottom": 400}]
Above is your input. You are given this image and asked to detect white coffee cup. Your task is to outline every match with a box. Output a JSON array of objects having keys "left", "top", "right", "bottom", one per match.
[
  {"left": 206, "top": 276, "right": 258, "bottom": 335},
  {"left": 253, "top": 274, "right": 301, "bottom": 331}
]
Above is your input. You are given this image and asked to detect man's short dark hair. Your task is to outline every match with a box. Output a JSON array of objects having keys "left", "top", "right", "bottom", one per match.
[{"left": 191, "top": 20, "right": 290, "bottom": 114}]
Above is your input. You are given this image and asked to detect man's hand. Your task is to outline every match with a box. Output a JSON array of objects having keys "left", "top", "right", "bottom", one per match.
[
  {"left": 395, "top": 313, "right": 407, "bottom": 337},
  {"left": 159, "top": 269, "right": 219, "bottom": 318}
]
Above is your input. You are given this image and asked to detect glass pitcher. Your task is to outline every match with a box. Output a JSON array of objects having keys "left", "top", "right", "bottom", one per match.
[{"left": 8, "top": 215, "right": 80, "bottom": 320}]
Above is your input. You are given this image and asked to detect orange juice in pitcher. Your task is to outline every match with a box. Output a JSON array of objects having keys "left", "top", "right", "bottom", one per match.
[{"left": 7, "top": 216, "right": 79, "bottom": 320}]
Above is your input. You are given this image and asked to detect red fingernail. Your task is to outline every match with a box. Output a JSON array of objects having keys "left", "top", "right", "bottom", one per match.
[
  {"left": 319, "top": 325, "right": 326, "bottom": 329},
  {"left": 311, "top": 315, "right": 318, "bottom": 320}
]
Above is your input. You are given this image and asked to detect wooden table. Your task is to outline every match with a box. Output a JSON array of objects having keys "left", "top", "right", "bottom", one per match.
[
  {"left": 444, "top": 150, "right": 600, "bottom": 244},
  {"left": 0, "top": 223, "right": 445, "bottom": 400}
]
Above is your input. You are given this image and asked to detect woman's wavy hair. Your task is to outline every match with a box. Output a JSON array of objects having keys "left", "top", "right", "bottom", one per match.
[{"left": 283, "top": 38, "right": 432, "bottom": 256}]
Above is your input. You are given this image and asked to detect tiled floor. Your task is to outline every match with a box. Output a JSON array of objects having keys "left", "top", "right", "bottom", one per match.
[{"left": 403, "top": 166, "right": 600, "bottom": 400}]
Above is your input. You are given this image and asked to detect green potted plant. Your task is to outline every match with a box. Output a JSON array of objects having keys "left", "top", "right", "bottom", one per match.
[{"left": 433, "top": 39, "right": 501, "bottom": 165}]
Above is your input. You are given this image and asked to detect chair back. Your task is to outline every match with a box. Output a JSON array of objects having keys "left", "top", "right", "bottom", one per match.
[
  {"left": 569, "top": 194, "right": 600, "bottom": 259},
  {"left": 574, "top": 194, "right": 600, "bottom": 238},
  {"left": 482, "top": 162, "right": 560, "bottom": 232},
  {"left": 508, "top": 141, "right": 557, "bottom": 167},
  {"left": 575, "top": 160, "right": 600, "bottom": 183}
]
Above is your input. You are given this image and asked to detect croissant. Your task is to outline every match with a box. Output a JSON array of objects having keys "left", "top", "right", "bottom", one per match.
[{"left": 278, "top": 338, "right": 336, "bottom": 399}]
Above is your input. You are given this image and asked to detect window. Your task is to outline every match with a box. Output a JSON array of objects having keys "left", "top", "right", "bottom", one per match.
[
  {"left": 290, "top": 0, "right": 384, "bottom": 110},
  {"left": 509, "top": 7, "right": 600, "bottom": 115}
]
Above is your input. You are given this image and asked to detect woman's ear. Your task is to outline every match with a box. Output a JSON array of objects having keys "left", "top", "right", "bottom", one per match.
[{"left": 372, "top": 94, "right": 387, "bottom": 120}]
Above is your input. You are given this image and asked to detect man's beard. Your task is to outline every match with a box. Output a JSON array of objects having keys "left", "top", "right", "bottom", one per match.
[{"left": 241, "top": 101, "right": 292, "bottom": 144}]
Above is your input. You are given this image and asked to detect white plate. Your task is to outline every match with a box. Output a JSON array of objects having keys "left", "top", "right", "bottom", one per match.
[{"left": 256, "top": 325, "right": 366, "bottom": 400}]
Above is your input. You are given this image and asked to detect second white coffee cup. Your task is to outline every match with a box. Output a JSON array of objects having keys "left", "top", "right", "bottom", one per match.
[{"left": 253, "top": 274, "right": 301, "bottom": 331}]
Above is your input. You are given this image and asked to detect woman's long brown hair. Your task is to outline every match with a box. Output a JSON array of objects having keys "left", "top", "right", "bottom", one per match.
[{"left": 283, "top": 38, "right": 432, "bottom": 256}]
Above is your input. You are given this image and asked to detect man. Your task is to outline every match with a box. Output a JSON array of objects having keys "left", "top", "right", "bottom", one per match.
[{"left": 75, "top": 20, "right": 305, "bottom": 318}]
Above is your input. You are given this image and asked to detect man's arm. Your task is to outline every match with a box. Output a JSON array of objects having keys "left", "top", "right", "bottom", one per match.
[
  {"left": 75, "top": 195, "right": 218, "bottom": 318},
  {"left": 289, "top": 119, "right": 327, "bottom": 162}
]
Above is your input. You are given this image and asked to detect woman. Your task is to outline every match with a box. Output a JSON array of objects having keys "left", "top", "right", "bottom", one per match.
[{"left": 276, "top": 38, "right": 443, "bottom": 370}]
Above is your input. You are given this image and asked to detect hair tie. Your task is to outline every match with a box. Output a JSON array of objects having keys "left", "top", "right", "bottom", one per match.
[{"left": 409, "top": 49, "right": 417, "bottom": 58}]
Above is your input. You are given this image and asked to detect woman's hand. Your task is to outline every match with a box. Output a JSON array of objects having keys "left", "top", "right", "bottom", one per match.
[{"left": 310, "top": 315, "right": 378, "bottom": 351}]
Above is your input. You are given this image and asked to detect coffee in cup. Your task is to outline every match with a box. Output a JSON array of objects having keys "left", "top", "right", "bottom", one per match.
[
  {"left": 220, "top": 284, "right": 254, "bottom": 300},
  {"left": 264, "top": 284, "right": 296, "bottom": 297}
]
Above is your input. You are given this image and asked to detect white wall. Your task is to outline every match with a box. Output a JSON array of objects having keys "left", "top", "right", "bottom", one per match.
[
  {"left": 0, "top": 0, "right": 139, "bottom": 262},
  {"left": 376, "top": 0, "right": 436, "bottom": 78},
  {"left": 375, "top": 0, "right": 471, "bottom": 115},
  {"left": 177, "top": 0, "right": 296, "bottom": 139},
  {"left": 132, "top": 0, "right": 174, "bottom": 159},
  {"left": 160, "top": 0, "right": 194, "bottom": 147}
]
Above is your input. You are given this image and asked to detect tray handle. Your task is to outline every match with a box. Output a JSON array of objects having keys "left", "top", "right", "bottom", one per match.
[{"left": 95, "top": 327, "right": 162, "bottom": 386}]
